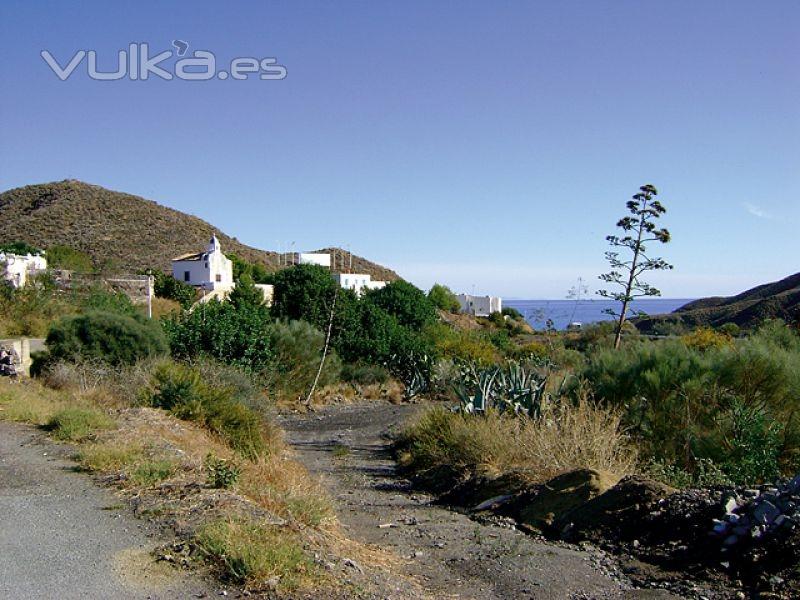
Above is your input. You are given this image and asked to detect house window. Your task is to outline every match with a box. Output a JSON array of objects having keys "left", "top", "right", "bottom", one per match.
[
  {"left": 205, "top": 262, "right": 208, "bottom": 268},
  {"left": 184, "top": 271, "right": 190, "bottom": 282},
  {"left": 215, "top": 274, "right": 222, "bottom": 282}
]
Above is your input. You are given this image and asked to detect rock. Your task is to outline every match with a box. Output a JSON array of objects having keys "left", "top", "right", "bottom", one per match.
[
  {"left": 753, "top": 500, "right": 780, "bottom": 525},
  {"left": 471, "top": 494, "right": 514, "bottom": 512}
]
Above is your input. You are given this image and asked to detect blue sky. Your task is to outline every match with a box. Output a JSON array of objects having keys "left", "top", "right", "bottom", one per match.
[{"left": 1, "top": 1, "right": 797, "bottom": 298}]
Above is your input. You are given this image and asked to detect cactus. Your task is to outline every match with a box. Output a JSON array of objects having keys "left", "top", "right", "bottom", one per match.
[{"left": 454, "top": 360, "right": 549, "bottom": 418}]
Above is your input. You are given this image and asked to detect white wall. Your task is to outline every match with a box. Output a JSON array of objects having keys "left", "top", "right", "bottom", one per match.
[
  {"left": 0, "top": 253, "right": 47, "bottom": 288},
  {"left": 171, "top": 237, "right": 233, "bottom": 290},
  {"left": 299, "top": 253, "right": 331, "bottom": 268},
  {"left": 456, "top": 293, "right": 502, "bottom": 317},
  {"left": 332, "top": 273, "right": 386, "bottom": 296}
]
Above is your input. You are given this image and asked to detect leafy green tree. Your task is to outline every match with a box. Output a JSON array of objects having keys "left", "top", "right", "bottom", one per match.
[
  {"left": 598, "top": 184, "right": 673, "bottom": 349},
  {"left": 365, "top": 280, "right": 437, "bottom": 331},
  {"left": 428, "top": 283, "right": 460, "bottom": 313},
  {"left": 152, "top": 271, "right": 196, "bottom": 309},
  {"left": 271, "top": 264, "right": 339, "bottom": 330},
  {"left": 163, "top": 300, "right": 273, "bottom": 371},
  {"left": 227, "top": 274, "right": 265, "bottom": 309},
  {"left": 268, "top": 319, "right": 342, "bottom": 397},
  {"left": 44, "top": 310, "right": 168, "bottom": 365}
]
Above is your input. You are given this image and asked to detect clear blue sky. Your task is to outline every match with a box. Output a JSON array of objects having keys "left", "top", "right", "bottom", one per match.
[{"left": 1, "top": 1, "right": 797, "bottom": 298}]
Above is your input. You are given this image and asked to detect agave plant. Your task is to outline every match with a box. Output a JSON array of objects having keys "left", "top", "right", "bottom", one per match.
[
  {"left": 455, "top": 364, "right": 499, "bottom": 414},
  {"left": 454, "top": 360, "right": 549, "bottom": 418}
]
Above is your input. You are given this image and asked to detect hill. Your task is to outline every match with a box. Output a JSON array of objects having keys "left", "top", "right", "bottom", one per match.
[
  {"left": 0, "top": 180, "right": 400, "bottom": 281},
  {"left": 636, "top": 272, "right": 800, "bottom": 331}
]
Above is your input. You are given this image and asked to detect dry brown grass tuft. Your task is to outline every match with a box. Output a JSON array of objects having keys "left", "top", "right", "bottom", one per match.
[{"left": 396, "top": 397, "right": 638, "bottom": 487}]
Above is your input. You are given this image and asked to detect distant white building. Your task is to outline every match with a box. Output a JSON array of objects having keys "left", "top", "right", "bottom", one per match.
[
  {"left": 456, "top": 293, "right": 502, "bottom": 317},
  {"left": 298, "top": 252, "right": 331, "bottom": 268},
  {"left": 333, "top": 272, "right": 387, "bottom": 297},
  {"left": 0, "top": 251, "right": 47, "bottom": 288},
  {"left": 171, "top": 235, "right": 234, "bottom": 291}
]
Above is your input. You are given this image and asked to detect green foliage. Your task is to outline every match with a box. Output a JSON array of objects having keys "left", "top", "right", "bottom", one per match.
[
  {"left": 163, "top": 300, "right": 272, "bottom": 372},
  {"left": 0, "top": 241, "right": 43, "bottom": 255},
  {"left": 227, "top": 274, "right": 265, "bottom": 309},
  {"left": 502, "top": 307, "right": 524, "bottom": 320},
  {"left": 132, "top": 460, "right": 177, "bottom": 486},
  {"left": 45, "top": 310, "right": 168, "bottom": 366},
  {"left": 146, "top": 361, "right": 267, "bottom": 459},
  {"left": 152, "top": 271, "right": 196, "bottom": 309},
  {"left": 270, "top": 264, "right": 338, "bottom": 330},
  {"left": 267, "top": 319, "right": 341, "bottom": 398},
  {"left": 46, "top": 245, "right": 94, "bottom": 272},
  {"left": 428, "top": 283, "right": 460, "bottom": 313},
  {"left": 204, "top": 453, "right": 241, "bottom": 489},
  {"left": 227, "top": 253, "right": 271, "bottom": 284},
  {"left": 423, "top": 322, "right": 500, "bottom": 364},
  {"left": 717, "top": 322, "right": 741, "bottom": 338},
  {"left": 681, "top": 327, "right": 732, "bottom": 351},
  {"left": 78, "top": 286, "right": 138, "bottom": 316},
  {"left": 364, "top": 280, "right": 437, "bottom": 330},
  {"left": 454, "top": 360, "right": 549, "bottom": 418},
  {"left": 340, "top": 362, "right": 390, "bottom": 385},
  {"left": 45, "top": 407, "right": 115, "bottom": 441}
]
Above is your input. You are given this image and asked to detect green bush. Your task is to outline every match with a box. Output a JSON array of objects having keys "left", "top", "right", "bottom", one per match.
[
  {"left": 204, "top": 453, "right": 241, "bottom": 489},
  {"left": 164, "top": 300, "right": 272, "bottom": 372},
  {"left": 270, "top": 264, "right": 339, "bottom": 330},
  {"left": 45, "top": 310, "right": 168, "bottom": 366},
  {"left": 146, "top": 361, "right": 267, "bottom": 459},
  {"left": 340, "top": 362, "right": 390, "bottom": 385},
  {"left": 428, "top": 283, "right": 460, "bottom": 313},
  {"left": 78, "top": 286, "right": 138, "bottom": 316},
  {"left": 152, "top": 271, "right": 196, "bottom": 309},
  {"left": 267, "top": 319, "right": 341, "bottom": 398},
  {"left": 364, "top": 280, "right": 436, "bottom": 331}
]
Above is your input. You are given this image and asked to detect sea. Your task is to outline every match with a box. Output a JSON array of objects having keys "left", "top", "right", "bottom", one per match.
[{"left": 503, "top": 298, "right": 694, "bottom": 331}]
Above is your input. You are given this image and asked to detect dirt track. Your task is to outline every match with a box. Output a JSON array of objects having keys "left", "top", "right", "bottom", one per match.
[{"left": 279, "top": 401, "right": 681, "bottom": 600}]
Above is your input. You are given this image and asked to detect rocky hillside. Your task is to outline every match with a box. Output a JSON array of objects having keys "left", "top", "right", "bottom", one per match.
[
  {"left": 637, "top": 271, "right": 800, "bottom": 331},
  {"left": 0, "top": 180, "right": 400, "bottom": 280}
]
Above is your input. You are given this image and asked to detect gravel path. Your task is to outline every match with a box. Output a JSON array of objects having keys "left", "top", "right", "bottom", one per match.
[
  {"left": 280, "top": 401, "right": 680, "bottom": 600},
  {"left": 0, "top": 421, "right": 214, "bottom": 600}
]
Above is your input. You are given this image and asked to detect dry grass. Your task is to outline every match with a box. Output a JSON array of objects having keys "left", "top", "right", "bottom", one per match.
[{"left": 396, "top": 397, "right": 638, "bottom": 487}]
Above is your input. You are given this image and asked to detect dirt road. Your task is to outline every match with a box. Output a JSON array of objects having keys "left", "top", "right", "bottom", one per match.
[
  {"left": 0, "top": 421, "right": 214, "bottom": 600},
  {"left": 280, "top": 401, "right": 681, "bottom": 600}
]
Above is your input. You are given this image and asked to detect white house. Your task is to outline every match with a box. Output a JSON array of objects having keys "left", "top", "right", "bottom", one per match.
[
  {"left": 298, "top": 252, "right": 331, "bottom": 268},
  {"left": 171, "top": 235, "right": 234, "bottom": 291},
  {"left": 456, "top": 293, "right": 502, "bottom": 317},
  {"left": 0, "top": 252, "right": 48, "bottom": 288},
  {"left": 332, "top": 272, "right": 387, "bottom": 296}
]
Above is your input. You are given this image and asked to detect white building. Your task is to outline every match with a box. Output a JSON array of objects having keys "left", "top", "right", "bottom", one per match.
[
  {"left": 298, "top": 252, "right": 331, "bottom": 268},
  {"left": 333, "top": 273, "right": 387, "bottom": 296},
  {"left": 0, "top": 252, "right": 48, "bottom": 288},
  {"left": 171, "top": 235, "right": 234, "bottom": 291},
  {"left": 456, "top": 293, "right": 502, "bottom": 317}
]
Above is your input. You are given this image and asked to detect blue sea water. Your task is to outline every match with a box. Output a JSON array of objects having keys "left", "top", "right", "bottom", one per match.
[{"left": 503, "top": 298, "right": 694, "bottom": 331}]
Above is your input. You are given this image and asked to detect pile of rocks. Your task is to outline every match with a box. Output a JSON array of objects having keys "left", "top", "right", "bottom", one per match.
[{"left": 710, "top": 474, "right": 800, "bottom": 550}]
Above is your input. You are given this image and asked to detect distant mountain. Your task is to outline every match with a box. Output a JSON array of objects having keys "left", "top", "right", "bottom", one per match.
[
  {"left": 0, "top": 180, "right": 400, "bottom": 281},
  {"left": 636, "top": 272, "right": 800, "bottom": 331}
]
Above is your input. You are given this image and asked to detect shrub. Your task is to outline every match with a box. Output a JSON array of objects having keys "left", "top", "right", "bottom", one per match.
[
  {"left": 77, "top": 286, "right": 138, "bottom": 317},
  {"left": 424, "top": 322, "right": 499, "bottom": 364},
  {"left": 45, "top": 407, "right": 115, "bottom": 441},
  {"left": 145, "top": 361, "right": 267, "bottom": 459},
  {"left": 364, "top": 280, "right": 437, "bottom": 330},
  {"left": 0, "top": 241, "right": 43, "bottom": 255},
  {"left": 502, "top": 307, "right": 524, "bottom": 321},
  {"left": 681, "top": 327, "right": 732, "bottom": 351},
  {"left": 270, "top": 264, "right": 339, "bottom": 330},
  {"left": 717, "top": 322, "right": 741, "bottom": 338},
  {"left": 428, "top": 283, "right": 460, "bottom": 313},
  {"left": 267, "top": 319, "right": 341, "bottom": 399},
  {"left": 205, "top": 454, "right": 241, "bottom": 489},
  {"left": 163, "top": 300, "right": 272, "bottom": 372},
  {"left": 132, "top": 459, "right": 178, "bottom": 486},
  {"left": 395, "top": 399, "right": 636, "bottom": 490},
  {"left": 340, "top": 362, "right": 390, "bottom": 385},
  {"left": 152, "top": 271, "right": 196, "bottom": 309},
  {"left": 44, "top": 310, "right": 168, "bottom": 366}
]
